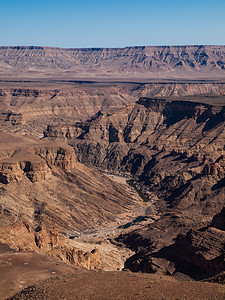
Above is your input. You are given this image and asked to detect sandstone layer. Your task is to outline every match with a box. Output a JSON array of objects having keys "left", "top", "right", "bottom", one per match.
[{"left": 0, "top": 82, "right": 224, "bottom": 138}]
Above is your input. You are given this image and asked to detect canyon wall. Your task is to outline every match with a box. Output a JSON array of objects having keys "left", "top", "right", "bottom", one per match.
[{"left": 0, "top": 82, "right": 224, "bottom": 137}]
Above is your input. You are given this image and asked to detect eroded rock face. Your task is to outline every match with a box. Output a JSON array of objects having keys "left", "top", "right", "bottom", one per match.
[
  {"left": 34, "top": 225, "right": 59, "bottom": 250},
  {"left": 44, "top": 96, "right": 224, "bottom": 279},
  {"left": 0, "top": 221, "right": 101, "bottom": 270},
  {"left": 0, "top": 221, "right": 59, "bottom": 253},
  {"left": 0, "top": 133, "right": 78, "bottom": 184},
  {"left": 45, "top": 98, "right": 224, "bottom": 162},
  {"left": 117, "top": 205, "right": 225, "bottom": 279},
  {"left": 34, "top": 145, "right": 77, "bottom": 171},
  {"left": 168, "top": 227, "right": 225, "bottom": 277},
  {"left": 0, "top": 82, "right": 225, "bottom": 138},
  {"left": 59, "top": 247, "right": 101, "bottom": 270},
  {"left": 0, "top": 132, "right": 141, "bottom": 271},
  {"left": 0, "top": 159, "right": 54, "bottom": 184},
  {"left": 0, "top": 112, "right": 24, "bottom": 126},
  {"left": 0, "top": 86, "right": 137, "bottom": 138},
  {"left": 212, "top": 207, "right": 225, "bottom": 230}
]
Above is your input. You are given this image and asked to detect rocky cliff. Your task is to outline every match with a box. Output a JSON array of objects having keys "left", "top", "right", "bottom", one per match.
[
  {"left": 1, "top": 83, "right": 224, "bottom": 138},
  {"left": 45, "top": 98, "right": 224, "bottom": 173},
  {"left": 120, "top": 208, "right": 225, "bottom": 280},
  {"left": 0, "top": 133, "right": 141, "bottom": 270},
  {"left": 0, "top": 133, "right": 77, "bottom": 184},
  {"left": 0, "top": 45, "right": 224, "bottom": 80}
]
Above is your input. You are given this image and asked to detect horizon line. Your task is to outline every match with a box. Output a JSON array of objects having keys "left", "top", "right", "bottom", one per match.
[{"left": 0, "top": 44, "right": 225, "bottom": 50}]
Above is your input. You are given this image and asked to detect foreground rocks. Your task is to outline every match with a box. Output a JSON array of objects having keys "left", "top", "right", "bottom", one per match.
[{"left": 0, "top": 248, "right": 78, "bottom": 299}]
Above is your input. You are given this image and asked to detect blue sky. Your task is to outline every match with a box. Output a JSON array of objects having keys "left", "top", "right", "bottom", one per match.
[{"left": 1, "top": 0, "right": 225, "bottom": 48}]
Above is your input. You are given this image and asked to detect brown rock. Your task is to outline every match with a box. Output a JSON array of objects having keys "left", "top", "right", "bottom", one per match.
[{"left": 64, "top": 248, "right": 101, "bottom": 270}]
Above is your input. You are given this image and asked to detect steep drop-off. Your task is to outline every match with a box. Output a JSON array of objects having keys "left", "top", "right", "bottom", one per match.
[
  {"left": 0, "top": 82, "right": 224, "bottom": 137},
  {"left": 0, "top": 133, "right": 141, "bottom": 270}
]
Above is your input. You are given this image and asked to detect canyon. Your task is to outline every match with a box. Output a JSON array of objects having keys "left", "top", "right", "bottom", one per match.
[
  {"left": 0, "top": 45, "right": 224, "bottom": 299},
  {"left": 44, "top": 92, "right": 225, "bottom": 279}
]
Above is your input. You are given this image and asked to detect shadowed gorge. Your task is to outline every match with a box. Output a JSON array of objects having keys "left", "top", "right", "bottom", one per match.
[{"left": 45, "top": 95, "right": 225, "bottom": 279}]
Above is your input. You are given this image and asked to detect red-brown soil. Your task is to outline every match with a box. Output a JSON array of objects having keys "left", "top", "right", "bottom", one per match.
[
  {"left": 9, "top": 271, "right": 225, "bottom": 300},
  {"left": 0, "top": 246, "right": 77, "bottom": 299}
]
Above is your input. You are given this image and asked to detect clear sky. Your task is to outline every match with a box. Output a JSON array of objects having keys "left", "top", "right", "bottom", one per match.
[{"left": 1, "top": 0, "right": 225, "bottom": 48}]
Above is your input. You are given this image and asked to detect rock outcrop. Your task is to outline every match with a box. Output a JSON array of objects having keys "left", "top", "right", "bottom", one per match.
[
  {"left": 0, "top": 133, "right": 138, "bottom": 230},
  {"left": 54, "top": 247, "right": 101, "bottom": 270},
  {"left": 0, "top": 133, "right": 77, "bottom": 184},
  {"left": 0, "top": 221, "right": 101, "bottom": 270},
  {"left": 120, "top": 207, "right": 225, "bottom": 279}
]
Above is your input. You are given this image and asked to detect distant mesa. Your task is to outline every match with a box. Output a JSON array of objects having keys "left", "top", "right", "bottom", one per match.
[{"left": 0, "top": 45, "right": 224, "bottom": 81}]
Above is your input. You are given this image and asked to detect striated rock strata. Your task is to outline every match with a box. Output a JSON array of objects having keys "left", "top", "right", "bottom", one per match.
[
  {"left": 44, "top": 96, "right": 225, "bottom": 278},
  {"left": 0, "top": 45, "right": 224, "bottom": 80},
  {"left": 0, "top": 83, "right": 224, "bottom": 137},
  {"left": 0, "top": 133, "right": 139, "bottom": 270}
]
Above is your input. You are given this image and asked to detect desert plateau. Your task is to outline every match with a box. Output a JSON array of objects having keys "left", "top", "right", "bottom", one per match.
[{"left": 0, "top": 45, "right": 224, "bottom": 299}]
